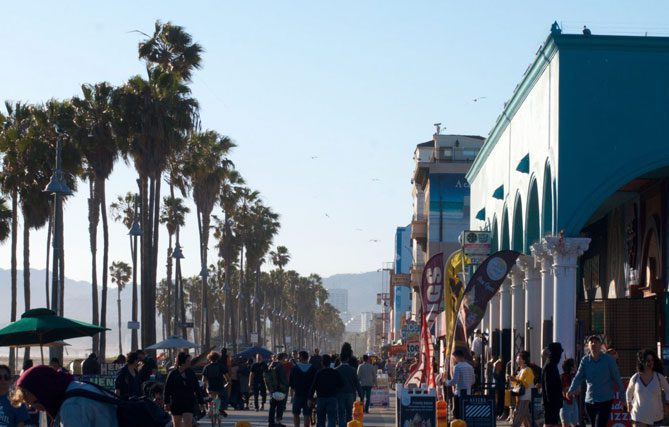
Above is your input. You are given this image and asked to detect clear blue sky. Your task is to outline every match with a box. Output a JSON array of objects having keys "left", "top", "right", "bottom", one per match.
[{"left": 1, "top": 1, "right": 668, "bottom": 283}]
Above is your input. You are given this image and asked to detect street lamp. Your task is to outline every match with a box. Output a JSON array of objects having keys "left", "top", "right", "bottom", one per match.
[
  {"left": 128, "top": 193, "right": 142, "bottom": 351},
  {"left": 172, "top": 241, "right": 185, "bottom": 337}
]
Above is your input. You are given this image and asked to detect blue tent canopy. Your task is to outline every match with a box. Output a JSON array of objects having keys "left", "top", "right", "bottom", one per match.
[{"left": 235, "top": 345, "right": 274, "bottom": 361}]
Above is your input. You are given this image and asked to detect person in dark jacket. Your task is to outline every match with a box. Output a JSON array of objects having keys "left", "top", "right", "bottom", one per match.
[
  {"left": 492, "top": 359, "right": 506, "bottom": 419},
  {"left": 114, "top": 351, "right": 142, "bottom": 400},
  {"left": 267, "top": 353, "right": 290, "bottom": 427},
  {"left": 309, "top": 348, "right": 324, "bottom": 371},
  {"left": 335, "top": 355, "right": 363, "bottom": 427},
  {"left": 290, "top": 351, "right": 317, "bottom": 427},
  {"left": 164, "top": 352, "right": 205, "bottom": 427},
  {"left": 542, "top": 342, "right": 564, "bottom": 427},
  {"left": 81, "top": 353, "right": 100, "bottom": 375},
  {"left": 309, "top": 354, "right": 344, "bottom": 427}
]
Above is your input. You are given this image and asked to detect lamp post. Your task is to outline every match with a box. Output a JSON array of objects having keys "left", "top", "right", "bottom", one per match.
[
  {"left": 171, "top": 240, "right": 185, "bottom": 338},
  {"left": 45, "top": 130, "right": 72, "bottom": 362},
  {"left": 128, "top": 193, "right": 142, "bottom": 351}
]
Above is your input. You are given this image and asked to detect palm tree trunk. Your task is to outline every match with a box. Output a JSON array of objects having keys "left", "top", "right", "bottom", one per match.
[
  {"left": 88, "top": 178, "right": 100, "bottom": 356},
  {"left": 9, "top": 192, "right": 17, "bottom": 372},
  {"left": 166, "top": 236, "right": 172, "bottom": 338},
  {"left": 22, "top": 214, "right": 30, "bottom": 362},
  {"left": 99, "top": 178, "right": 110, "bottom": 360},
  {"left": 150, "top": 177, "right": 161, "bottom": 348},
  {"left": 140, "top": 175, "right": 150, "bottom": 349},
  {"left": 131, "top": 234, "right": 138, "bottom": 351},
  {"left": 45, "top": 204, "right": 52, "bottom": 310},
  {"left": 117, "top": 286, "right": 122, "bottom": 355}
]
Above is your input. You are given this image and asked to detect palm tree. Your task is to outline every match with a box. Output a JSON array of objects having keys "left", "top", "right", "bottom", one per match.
[
  {"left": 0, "top": 198, "right": 10, "bottom": 243},
  {"left": 72, "top": 82, "right": 120, "bottom": 359},
  {"left": 182, "top": 130, "right": 235, "bottom": 349},
  {"left": 269, "top": 246, "right": 290, "bottom": 350},
  {"left": 110, "top": 261, "right": 131, "bottom": 355}
]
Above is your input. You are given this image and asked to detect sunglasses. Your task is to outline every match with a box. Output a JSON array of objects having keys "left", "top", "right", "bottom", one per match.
[{"left": 0, "top": 374, "right": 11, "bottom": 381}]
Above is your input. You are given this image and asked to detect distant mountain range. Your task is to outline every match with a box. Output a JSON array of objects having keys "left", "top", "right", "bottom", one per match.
[{"left": 0, "top": 268, "right": 383, "bottom": 357}]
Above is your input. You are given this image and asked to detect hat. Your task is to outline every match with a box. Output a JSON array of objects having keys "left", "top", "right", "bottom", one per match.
[
  {"left": 547, "top": 342, "right": 563, "bottom": 355},
  {"left": 587, "top": 335, "right": 602, "bottom": 343}
]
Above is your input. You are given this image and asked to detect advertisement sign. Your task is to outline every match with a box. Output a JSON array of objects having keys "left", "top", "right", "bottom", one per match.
[
  {"left": 608, "top": 378, "right": 631, "bottom": 427},
  {"left": 460, "top": 230, "right": 492, "bottom": 264},
  {"left": 370, "top": 386, "right": 390, "bottom": 407},
  {"left": 80, "top": 363, "right": 124, "bottom": 392},
  {"left": 420, "top": 252, "right": 444, "bottom": 331},
  {"left": 401, "top": 320, "right": 420, "bottom": 357},
  {"left": 396, "top": 385, "right": 436, "bottom": 427},
  {"left": 461, "top": 395, "right": 496, "bottom": 427},
  {"left": 389, "top": 344, "right": 407, "bottom": 356}
]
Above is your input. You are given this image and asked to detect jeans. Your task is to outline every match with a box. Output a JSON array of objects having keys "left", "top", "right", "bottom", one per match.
[
  {"left": 361, "top": 386, "right": 372, "bottom": 412},
  {"left": 337, "top": 392, "right": 356, "bottom": 427},
  {"left": 252, "top": 381, "right": 266, "bottom": 409},
  {"left": 316, "top": 396, "right": 338, "bottom": 427},
  {"left": 269, "top": 397, "right": 286, "bottom": 425},
  {"left": 585, "top": 400, "right": 613, "bottom": 427}
]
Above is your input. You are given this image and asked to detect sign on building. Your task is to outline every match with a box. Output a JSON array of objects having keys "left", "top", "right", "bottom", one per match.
[
  {"left": 460, "top": 230, "right": 492, "bottom": 264},
  {"left": 460, "top": 395, "right": 495, "bottom": 427}
]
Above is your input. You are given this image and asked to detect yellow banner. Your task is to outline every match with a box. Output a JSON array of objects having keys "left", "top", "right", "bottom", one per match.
[{"left": 443, "top": 250, "right": 468, "bottom": 357}]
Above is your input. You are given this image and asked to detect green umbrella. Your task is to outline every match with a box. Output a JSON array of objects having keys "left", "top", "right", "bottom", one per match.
[{"left": 0, "top": 308, "right": 108, "bottom": 363}]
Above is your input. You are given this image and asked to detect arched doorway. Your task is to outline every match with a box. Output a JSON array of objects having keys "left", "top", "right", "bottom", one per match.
[
  {"left": 501, "top": 208, "right": 510, "bottom": 250},
  {"left": 542, "top": 163, "right": 553, "bottom": 236},
  {"left": 512, "top": 195, "right": 523, "bottom": 253},
  {"left": 491, "top": 215, "right": 499, "bottom": 252},
  {"left": 526, "top": 179, "right": 540, "bottom": 252}
]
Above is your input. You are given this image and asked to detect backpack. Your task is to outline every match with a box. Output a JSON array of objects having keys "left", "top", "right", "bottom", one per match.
[
  {"left": 203, "top": 362, "right": 223, "bottom": 390},
  {"left": 264, "top": 363, "right": 287, "bottom": 394},
  {"left": 64, "top": 382, "right": 170, "bottom": 427}
]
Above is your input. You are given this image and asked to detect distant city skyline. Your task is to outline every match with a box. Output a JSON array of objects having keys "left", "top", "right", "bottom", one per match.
[{"left": 2, "top": 2, "right": 669, "bottom": 283}]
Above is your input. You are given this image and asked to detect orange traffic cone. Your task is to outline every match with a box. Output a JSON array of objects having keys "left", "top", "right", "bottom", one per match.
[
  {"left": 436, "top": 399, "right": 448, "bottom": 427},
  {"left": 353, "top": 400, "right": 364, "bottom": 422}
]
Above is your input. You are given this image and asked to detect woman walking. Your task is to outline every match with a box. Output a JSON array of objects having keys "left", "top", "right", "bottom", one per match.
[
  {"left": 509, "top": 351, "right": 534, "bottom": 427},
  {"left": 625, "top": 349, "right": 669, "bottom": 427},
  {"left": 164, "top": 352, "right": 205, "bottom": 427},
  {"left": 560, "top": 359, "right": 579, "bottom": 427}
]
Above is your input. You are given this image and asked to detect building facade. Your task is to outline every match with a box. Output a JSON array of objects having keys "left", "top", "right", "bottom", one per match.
[
  {"left": 327, "top": 288, "right": 349, "bottom": 318},
  {"left": 410, "top": 133, "right": 484, "bottom": 319},
  {"left": 467, "top": 26, "right": 669, "bottom": 375}
]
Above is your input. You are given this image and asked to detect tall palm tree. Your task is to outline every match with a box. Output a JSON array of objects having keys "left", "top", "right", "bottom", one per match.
[
  {"left": 0, "top": 101, "right": 31, "bottom": 371},
  {"left": 72, "top": 82, "right": 120, "bottom": 359},
  {"left": 183, "top": 130, "right": 235, "bottom": 349},
  {"left": 0, "top": 198, "right": 10, "bottom": 243},
  {"left": 270, "top": 246, "right": 290, "bottom": 350},
  {"left": 110, "top": 261, "right": 131, "bottom": 355}
]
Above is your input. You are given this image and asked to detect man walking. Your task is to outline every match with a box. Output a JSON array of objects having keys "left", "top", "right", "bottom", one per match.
[
  {"left": 266, "top": 353, "right": 290, "bottom": 427},
  {"left": 335, "top": 356, "right": 363, "bottom": 427},
  {"left": 357, "top": 354, "right": 377, "bottom": 414},
  {"left": 446, "top": 349, "right": 476, "bottom": 420},
  {"left": 309, "top": 354, "right": 343, "bottom": 427},
  {"left": 289, "top": 351, "right": 317, "bottom": 427},
  {"left": 567, "top": 335, "right": 624, "bottom": 427},
  {"left": 249, "top": 354, "right": 268, "bottom": 411},
  {"left": 309, "top": 348, "right": 323, "bottom": 371}
]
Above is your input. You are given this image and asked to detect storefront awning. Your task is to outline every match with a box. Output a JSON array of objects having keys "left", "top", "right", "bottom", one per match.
[
  {"left": 516, "top": 153, "right": 530, "bottom": 173},
  {"left": 475, "top": 207, "right": 486, "bottom": 221},
  {"left": 492, "top": 185, "right": 504, "bottom": 200}
]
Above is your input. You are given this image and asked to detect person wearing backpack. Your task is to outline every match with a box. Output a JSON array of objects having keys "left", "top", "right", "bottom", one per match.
[
  {"left": 202, "top": 351, "right": 228, "bottom": 418},
  {"left": 164, "top": 352, "right": 205, "bottom": 427},
  {"left": 266, "top": 353, "right": 289, "bottom": 427},
  {"left": 11, "top": 365, "right": 118, "bottom": 427},
  {"left": 289, "top": 351, "right": 317, "bottom": 427}
]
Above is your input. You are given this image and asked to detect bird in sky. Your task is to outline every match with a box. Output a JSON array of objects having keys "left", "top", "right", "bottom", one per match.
[
  {"left": 371, "top": 178, "right": 380, "bottom": 182},
  {"left": 369, "top": 239, "right": 380, "bottom": 243},
  {"left": 325, "top": 213, "right": 330, "bottom": 218},
  {"left": 310, "top": 156, "right": 318, "bottom": 159},
  {"left": 354, "top": 228, "right": 363, "bottom": 232},
  {"left": 473, "top": 96, "right": 487, "bottom": 102}
]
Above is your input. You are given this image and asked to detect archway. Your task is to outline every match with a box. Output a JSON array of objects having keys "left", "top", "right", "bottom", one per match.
[
  {"left": 542, "top": 163, "right": 553, "bottom": 236},
  {"left": 500, "top": 208, "right": 510, "bottom": 250},
  {"left": 526, "top": 179, "right": 540, "bottom": 253},
  {"left": 491, "top": 215, "right": 499, "bottom": 252},
  {"left": 512, "top": 195, "right": 523, "bottom": 253}
]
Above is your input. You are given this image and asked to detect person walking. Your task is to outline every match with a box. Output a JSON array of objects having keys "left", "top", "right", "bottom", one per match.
[
  {"left": 114, "top": 351, "right": 142, "bottom": 400},
  {"left": 164, "top": 352, "right": 205, "bottom": 427},
  {"left": 625, "top": 349, "right": 669, "bottom": 427},
  {"left": 239, "top": 359, "right": 251, "bottom": 410},
  {"left": 81, "top": 353, "right": 100, "bottom": 376},
  {"left": 567, "top": 335, "right": 624, "bottom": 427},
  {"left": 229, "top": 358, "right": 241, "bottom": 409},
  {"left": 335, "top": 355, "right": 363, "bottom": 427},
  {"left": 542, "top": 343, "right": 564, "bottom": 427},
  {"left": 509, "top": 351, "right": 534, "bottom": 427},
  {"left": 11, "top": 365, "right": 118, "bottom": 426},
  {"left": 202, "top": 351, "right": 228, "bottom": 418},
  {"left": 289, "top": 351, "right": 317, "bottom": 427},
  {"left": 249, "top": 354, "right": 268, "bottom": 411},
  {"left": 357, "top": 354, "right": 377, "bottom": 414},
  {"left": 560, "top": 359, "right": 579, "bottom": 427},
  {"left": 266, "top": 353, "right": 290, "bottom": 427},
  {"left": 309, "top": 348, "right": 323, "bottom": 371},
  {"left": 446, "top": 349, "right": 476, "bottom": 420},
  {"left": 309, "top": 354, "right": 344, "bottom": 427},
  {"left": 492, "top": 359, "right": 506, "bottom": 419},
  {"left": 0, "top": 364, "right": 30, "bottom": 427}
]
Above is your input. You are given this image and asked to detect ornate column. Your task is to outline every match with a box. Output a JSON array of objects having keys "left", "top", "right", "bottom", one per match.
[
  {"left": 531, "top": 242, "right": 554, "bottom": 348},
  {"left": 510, "top": 265, "right": 525, "bottom": 371},
  {"left": 499, "top": 278, "right": 512, "bottom": 364},
  {"left": 489, "top": 291, "right": 500, "bottom": 359},
  {"left": 545, "top": 236, "right": 591, "bottom": 360},
  {"left": 518, "top": 255, "right": 541, "bottom": 363}
]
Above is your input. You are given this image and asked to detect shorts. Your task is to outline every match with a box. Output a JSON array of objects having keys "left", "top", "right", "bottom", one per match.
[
  {"left": 169, "top": 400, "right": 195, "bottom": 416},
  {"left": 292, "top": 395, "right": 311, "bottom": 416},
  {"left": 560, "top": 400, "right": 579, "bottom": 424},
  {"left": 544, "top": 404, "right": 561, "bottom": 424}
]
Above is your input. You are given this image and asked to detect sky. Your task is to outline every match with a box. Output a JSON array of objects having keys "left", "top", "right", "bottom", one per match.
[{"left": 2, "top": 1, "right": 669, "bottom": 284}]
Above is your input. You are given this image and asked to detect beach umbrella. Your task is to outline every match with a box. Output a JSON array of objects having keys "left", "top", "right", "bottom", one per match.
[
  {"left": 10, "top": 341, "right": 71, "bottom": 348},
  {"left": 146, "top": 336, "right": 196, "bottom": 350},
  {"left": 234, "top": 346, "right": 274, "bottom": 360},
  {"left": 0, "top": 308, "right": 108, "bottom": 363}
]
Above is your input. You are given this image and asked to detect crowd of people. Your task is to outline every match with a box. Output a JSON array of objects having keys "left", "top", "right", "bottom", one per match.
[
  {"left": 441, "top": 333, "right": 669, "bottom": 427},
  {"left": 0, "top": 342, "right": 385, "bottom": 427}
]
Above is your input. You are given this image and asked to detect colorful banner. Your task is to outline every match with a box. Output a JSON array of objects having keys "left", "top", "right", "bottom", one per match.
[
  {"left": 420, "top": 252, "right": 444, "bottom": 331},
  {"left": 459, "top": 250, "right": 520, "bottom": 334},
  {"left": 404, "top": 313, "right": 435, "bottom": 389},
  {"left": 443, "top": 250, "right": 468, "bottom": 365}
]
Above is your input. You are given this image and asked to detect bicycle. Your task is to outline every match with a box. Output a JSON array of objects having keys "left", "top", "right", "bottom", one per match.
[{"left": 207, "top": 393, "right": 221, "bottom": 427}]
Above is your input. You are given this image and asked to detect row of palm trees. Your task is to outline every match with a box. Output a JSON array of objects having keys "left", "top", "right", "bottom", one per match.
[{"left": 0, "top": 21, "right": 344, "bottom": 365}]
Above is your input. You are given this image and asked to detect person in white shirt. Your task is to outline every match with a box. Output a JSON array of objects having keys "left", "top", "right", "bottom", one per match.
[
  {"left": 625, "top": 349, "right": 669, "bottom": 427},
  {"left": 470, "top": 330, "right": 484, "bottom": 359},
  {"left": 446, "top": 349, "right": 476, "bottom": 420}
]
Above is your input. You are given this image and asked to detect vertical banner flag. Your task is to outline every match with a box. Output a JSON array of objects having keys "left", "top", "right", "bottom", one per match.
[
  {"left": 420, "top": 252, "right": 444, "bottom": 331},
  {"left": 404, "top": 312, "right": 435, "bottom": 389},
  {"left": 459, "top": 250, "right": 520, "bottom": 334},
  {"left": 443, "top": 250, "right": 468, "bottom": 364}
]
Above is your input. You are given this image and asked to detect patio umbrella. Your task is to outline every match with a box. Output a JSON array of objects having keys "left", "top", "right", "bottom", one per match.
[
  {"left": 235, "top": 346, "right": 274, "bottom": 360},
  {"left": 10, "top": 341, "right": 71, "bottom": 348},
  {"left": 146, "top": 336, "right": 196, "bottom": 350},
  {"left": 0, "top": 308, "right": 108, "bottom": 363}
]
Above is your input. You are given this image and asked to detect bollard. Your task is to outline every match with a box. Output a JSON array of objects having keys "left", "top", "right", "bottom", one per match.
[
  {"left": 450, "top": 419, "right": 467, "bottom": 427},
  {"left": 353, "top": 400, "right": 364, "bottom": 422},
  {"left": 436, "top": 399, "right": 448, "bottom": 427}
]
